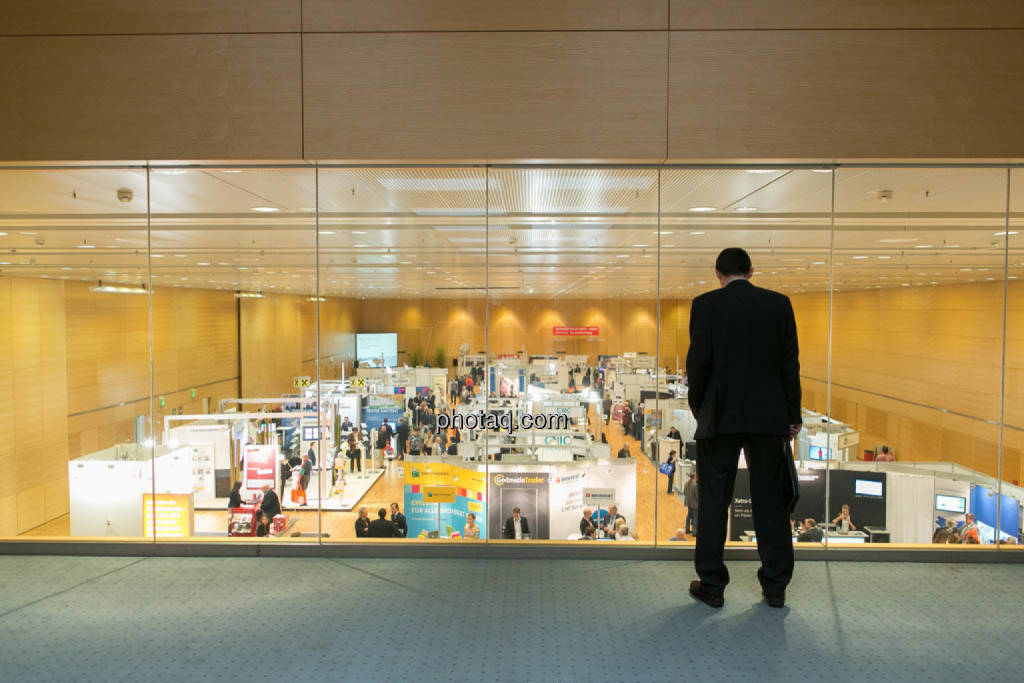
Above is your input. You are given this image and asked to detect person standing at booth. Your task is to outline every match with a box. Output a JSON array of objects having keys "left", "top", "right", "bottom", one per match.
[
  {"left": 685, "top": 247, "right": 801, "bottom": 609},
  {"left": 390, "top": 502, "right": 408, "bottom": 538},
  {"left": 347, "top": 432, "right": 362, "bottom": 473}
]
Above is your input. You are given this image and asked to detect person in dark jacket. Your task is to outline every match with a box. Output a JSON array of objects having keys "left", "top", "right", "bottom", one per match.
[
  {"left": 354, "top": 507, "right": 371, "bottom": 537},
  {"left": 665, "top": 450, "right": 678, "bottom": 494},
  {"left": 255, "top": 512, "right": 271, "bottom": 537},
  {"left": 686, "top": 247, "right": 801, "bottom": 610},
  {"left": 228, "top": 481, "right": 243, "bottom": 508},
  {"left": 367, "top": 508, "right": 399, "bottom": 537},
  {"left": 390, "top": 502, "right": 408, "bottom": 537},
  {"left": 259, "top": 484, "right": 281, "bottom": 519},
  {"left": 396, "top": 417, "right": 410, "bottom": 460}
]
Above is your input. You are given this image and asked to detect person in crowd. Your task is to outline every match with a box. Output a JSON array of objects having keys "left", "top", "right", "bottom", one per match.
[
  {"left": 449, "top": 378, "right": 459, "bottom": 403},
  {"left": 465, "top": 374, "right": 474, "bottom": 393},
  {"left": 616, "top": 444, "right": 631, "bottom": 459},
  {"left": 464, "top": 512, "right": 481, "bottom": 539},
  {"left": 797, "top": 518, "right": 824, "bottom": 543},
  {"left": 959, "top": 513, "right": 980, "bottom": 544},
  {"left": 632, "top": 405, "right": 644, "bottom": 440},
  {"left": 390, "top": 502, "right": 408, "bottom": 538},
  {"left": 875, "top": 445, "right": 895, "bottom": 462},
  {"left": 431, "top": 434, "right": 444, "bottom": 456},
  {"left": 615, "top": 523, "right": 633, "bottom": 541},
  {"left": 396, "top": 417, "right": 410, "bottom": 460},
  {"left": 669, "top": 528, "right": 688, "bottom": 542},
  {"left": 347, "top": 431, "right": 362, "bottom": 473},
  {"left": 367, "top": 508, "right": 400, "bottom": 537},
  {"left": 602, "top": 396, "right": 612, "bottom": 423},
  {"left": 621, "top": 403, "right": 633, "bottom": 435},
  {"left": 340, "top": 415, "right": 352, "bottom": 432},
  {"left": 685, "top": 247, "right": 801, "bottom": 610},
  {"left": 832, "top": 504, "right": 857, "bottom": 531},
  {"left": 255, "top": 512, "right": 271, "bottom": 537},
  {"left": 503, "top": 507, "right": 530, "bottom": 539},
  {"left": 354, "top": 507, "right": 371, "bottom": 537},
  {"left": 933, "top": 518, "right": 960, "bottom": 544},
  {"left": 293, "top": 454, "right": 312, "bottom": 504},
  {"left": 306, "top": 444, "right": 317, "bottom": 467},
  {"left": 377, "top": 418, "right": 394, "bottom": 455},
  {"left": 665, "top": 450, "right": 678, "bottom": 494},
  {"left": 259, "top": 484, "right": 281, "bottom": 520},
  {"left": 580, "top": 508, "right": 597, "bottom": 537},
  {"left": 666, "top": 425, "right": 684, "bottom": 450},
  {"left": 409, "top": 429, "right": 423, "bottom": 456},
  {"left": 228, "top": 480, "right": 243, "bottom": 508},
  {"left": 601, "top": 505, "right": 625, "bottom": 535},
  {"left": 683, "top": 472, "right": 698, "bottom": 536}
]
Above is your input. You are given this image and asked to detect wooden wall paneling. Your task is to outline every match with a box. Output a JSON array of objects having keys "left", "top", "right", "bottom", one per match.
[
  {"left": 670, "top": 0, "right": 1024, "bottom": 30},
  {"left": 0, "top": 278, "right": 15, "bottom": 536},
  {"left": 0, "top": 35, "right": 302, "bottom": 160},
  {"left": 304, "top": 0, "right": 669, "bottom": 32},
  {"left": 240, "top": 294, "right": 303, "bottom": 397},
  {"left": 668, "top": 30, "right": 1024, "bottom": 159},
  {"left": 304, "top": 32, "right": 668, "bottom": 160},
  {"left": 0, "top": 0, "right": 300, "bottom": 35}
]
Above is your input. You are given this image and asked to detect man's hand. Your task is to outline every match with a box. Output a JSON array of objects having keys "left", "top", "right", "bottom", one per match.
[{"left": 790, "top": 423, "right": 802, "bottom": 439}]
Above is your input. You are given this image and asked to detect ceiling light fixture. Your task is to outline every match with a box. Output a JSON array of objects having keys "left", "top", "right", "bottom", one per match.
[
  {"left": 913, "top": 245, "right": 934, "bottom": 249},
  {"left": 689, "top": 231, "right": 706, "bottom": 236},
  {"left": 251, "top": 206, "right": 279, "bottom": 213},
  {"left": 688, "top": 206, "right": 716, "bottom": 212},
  {"left": 77, "top": 243, "right": 95, "bottom": 249},
  {"left": 318, "top": 231, "right": 336, "bottom": 235},
  {"left": 91, "top": 281, "right": 147, "bottom": 295},
  {"left": 735, "top": 207, "right": 758, "bottom": 213},
  {"left": 151, "top": 254, "right": 165, "bottom": 258},
  {"left": 852, "top": 256, "right": 869, "bottom": 260},
  {"left": 234, "top": 291, "right": 264, "bottom": 298},
  {"left": 308, "top": 296, "right": 326, "bottom": 302},
  {"left": 994, "top": 231, "right": 1020, "bottom": 236}
]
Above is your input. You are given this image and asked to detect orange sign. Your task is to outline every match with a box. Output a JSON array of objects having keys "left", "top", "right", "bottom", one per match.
[
  {"left": 143, "top": 493, "right": 194, "bottom": 538},
  {"left": 553, "top": 326, "right": 599, "bottom": 336}
]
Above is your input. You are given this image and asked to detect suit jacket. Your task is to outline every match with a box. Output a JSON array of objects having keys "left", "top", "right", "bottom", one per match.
[
  {"left": 391, "top": 512, "right": 408, "bottom": 537},
  {"left": 367, "top": 518, "right": 399, "bottom": 538},
  {"left": 602, "top": 513, "right": 625, "bottom": 530},
  {"left": 260, "top": 490, "right": 281, "bottom": 519},
  {"left": 686, "top": 279, "right": 801, "bottom": 438},
  {"left": 355, "top": 517, "right": 370, "bottom": 538},
  {"left": 580, "top": 516, "right": 596, "bottom": 536},
  {"left": 503, "top": 516, "right": 530, "bottom": 539}
]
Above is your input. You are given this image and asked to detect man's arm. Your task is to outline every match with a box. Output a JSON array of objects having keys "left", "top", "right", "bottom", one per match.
[
  {"left": 685, "top": 296, "right": 713, "bottom": 414},
  {"left": 781, "top": 297, "right": 802, "bottom": 429}
]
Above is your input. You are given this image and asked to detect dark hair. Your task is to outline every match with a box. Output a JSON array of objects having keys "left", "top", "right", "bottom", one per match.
[
  {"left": 231, "top": 481, "right": 242, "bottom": 493},
  {"left": 881, "top": 445, "right": 890, "bottom": 454},
  {"left": 377, "top": 508, "right": 387, "bottom": 519},
  {"left": 715, "top": 247, "right": 752, "bottom": 276},
  {"left": 513, "top": 507, "right": 521, "bottom": 514}
]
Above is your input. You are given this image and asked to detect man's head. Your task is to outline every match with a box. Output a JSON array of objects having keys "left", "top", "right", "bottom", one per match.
[
  {"left": 301, "top": 454, "right": 309, "bottom": 462},
  {"left": 965, "top": 513, "right": 976, "bottom": 523},
  {"left": 261, "top": 484, "right": 270, "bottom": 493},
  {"left": 512, "top": 507, "right": 521, "bottom": 520},
  {"left": 804, "top": 518, "right": 816, "bottom": 530},
  {"left": 714, "top": 247, "right": 753, "bottom": 286},
  {"left": 583, "top": 507, "right": 592, "bottom": 519},
  {"left": 377, "top": 508, "right": 387, "bottom": 519},
  {"left": 390, "top": 502, "right": 399, "bottom": 514},
  {"left": 358, "top": 506, "right": 368, "bottom": 518},
  {"left": 689, "top": 472, "right": 696, "bottom": 480},
  {"left": 383, "top": 418, "right": 388, "bottom": 424},
  {"left": 609, "top": 505, "right": 618, "bottom": 516},
  {"left": 674, "top": 528, "right": 685, "bottom": 539},
  {"left": 881, "top": 445, "right": 890, "bottom": 454},
  {"left": 669, "top": 450, "right": 677, "bottom": 459}
]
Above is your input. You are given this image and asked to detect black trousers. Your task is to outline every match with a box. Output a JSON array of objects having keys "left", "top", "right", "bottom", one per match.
[{"left": 695, "top": 434, "right": 794, "bottom": 595}]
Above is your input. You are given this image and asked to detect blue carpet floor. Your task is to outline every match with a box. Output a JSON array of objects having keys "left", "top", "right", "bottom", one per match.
[{"left": 0, "top": 556, "right": 1018, "bottom": 682}]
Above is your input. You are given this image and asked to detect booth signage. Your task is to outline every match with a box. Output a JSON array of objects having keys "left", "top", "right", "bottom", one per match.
[
  {"left": 423, "top": 485, "right": 456, "bottom": 504},
  {"left": 243, "top": 444, "right": 278, "bottom": 493},
  {"left": 553, "top": 326, "right": 599, "bottom": 336},
  {"left": 143, "top": 493, "right": 193, "bottom": 538},
  {"left": 583, "top": 487, "right": 615, "bottom": 507},
  {"left": 293, "top": 375, "right": 311, "bottom": 388}
]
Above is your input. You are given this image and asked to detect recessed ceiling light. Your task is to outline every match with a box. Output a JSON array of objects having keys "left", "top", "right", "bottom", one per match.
[
  {"left": 251, "top": 206, "right": 279, "bottom": 213},
  {"left": 76, "top": 244, "right": 95, "bottom": 249},
  {"left": 960, "top": 268, "right": 973, "bottom": 271},
  {"left": 662, "top": 244, "right": 675, "bottom": 248},
  {"left": 913, "top": 245, "right": 933, "bottom": 249},
  {"left": 20, "top": 231, "right": 37, "bottom": 236},
  {"left": 60, "top": 267, "right": 72, "bottom": 271},
  {"left": 353, "top": 244, "right": 368, "bottom": 248},
  {"left": 238, "top": 266, "right": 249, "bottom": 270},
  {"left": 318, "top": 231, "right": 336, "bottom": 235},
  {"left": 688, "top": 206, "right": 716, "bottom": 212},
  {"left": 631, "top": 244, "right": 649, "bottom": 248},
  {"left": 174, "top": 254, "right": 187, "bottom": 258},
  {"left": 944, "top": 245, "right": 960, "bottom": 248},
  {"left": 877, "top": 255, "right": 891, "bottom": 259},
  {"left": 615, "top": 254, "right": 629, "bottom": 258},
  {"left": 811, "top": 261, "right": 825, "bottom": 265},
  {"left": 746, "top": 169, "right": 779, "bottom": 174},
  {"left": 653, "top": 231, "right": 674, "bottom": 235},
  {"left": 151, "top": 254, "right": 165, "bottom": 258},
  {"left": 399, "top": 261, "right": 412, "bottom": 265},
  {"left": 689, "top": 231, "right": 706, "bottom": 236},
  {"left": 852, "top": 256, "right": 869, "bottom": 259},
  {"left": 197, "top": 262, "right": 210, "bottom": 266},
  {"left": 352, "top": 231, "right": 367, "bottom": 235},
  {"left": 735, "top": 207, "right": 759, "bottom": 213},
  {"left": 878, "top": 238, "right": 918, "bottom": 243},
  {"left": 812, "top": 169, "right": 833, "bottom": 173},
  {"left": 994, "top": 231, "right": 1020, "bottom": 236}
]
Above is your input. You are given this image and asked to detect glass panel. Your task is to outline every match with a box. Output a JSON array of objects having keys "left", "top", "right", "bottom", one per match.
[
  {"left": 149, "top": 165, "right": 316, "bottom": 542},
  {"left": 0, "top": 167, "right": 151, "bottom": 540},
  {"left": 833, "top": 167, "right": 1008, "bottom": 549},
  {"left": 658, "top": 168, "right": 833, "bottom": 551},
  {"left": 1002, "top": 169, "right": 1024, "bottom": 551},
  {"left": 318, "top": 167, "right": 488, "bottom": 543},
  {"left": 485, "top": 168, "right": 659, "bottom": 545}
]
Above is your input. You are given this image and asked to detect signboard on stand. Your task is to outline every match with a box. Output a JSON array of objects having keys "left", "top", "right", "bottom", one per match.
[
  {"left": 143, "top": 493, "right": 194, "bottom": 538},
  {"left": 242, "top": 444, "right": 278, "bottom": 495},
  {"left": 583, "top": 487, "right": 615, "bottom": 508}
]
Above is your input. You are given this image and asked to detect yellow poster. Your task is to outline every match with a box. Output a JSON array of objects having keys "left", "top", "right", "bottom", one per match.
[
  {"left": 423, "top": 485, "right": 456, "bottom": 503},
  {"left": 143, "top": 493, "right": 194, "bottom": 538}
]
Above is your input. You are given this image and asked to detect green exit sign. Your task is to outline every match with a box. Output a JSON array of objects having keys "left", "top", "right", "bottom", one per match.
[
  {"left": 159, "top": 397, "right": 165, "bottom": 407},
  {"left": 190, "top": 389, "right": 196, "bottom": 399}
]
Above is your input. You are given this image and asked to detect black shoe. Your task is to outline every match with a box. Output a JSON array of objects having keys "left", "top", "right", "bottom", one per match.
[
  {"left": 762, "top": 590, "right": 785, "bottom": 608},
  {"left": 689, "top": 580, "right": 724, "bottom": 608}
]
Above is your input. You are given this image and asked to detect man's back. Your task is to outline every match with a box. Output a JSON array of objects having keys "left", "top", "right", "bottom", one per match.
[
  {"left": 367, "top": 518, "right": 398, "bottom": 537},
  {"left": 686, "top": 279, "right": 800, "bottom": 438}
]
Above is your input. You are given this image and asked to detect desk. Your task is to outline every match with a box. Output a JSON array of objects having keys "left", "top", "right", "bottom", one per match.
[
  {"left": 741, "top": 529, "right": 867, "bottom": 544},
  {"left": 863, "top": 526, "right": 891, "bottom": 543}
]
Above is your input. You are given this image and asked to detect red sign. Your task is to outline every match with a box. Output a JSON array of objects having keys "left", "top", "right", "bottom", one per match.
[
  {"left": 243, "top": 444, "right": 279, "bottom": 494},
  {"left": 553, "top": 326, "right": 599, "bottom": 336}
]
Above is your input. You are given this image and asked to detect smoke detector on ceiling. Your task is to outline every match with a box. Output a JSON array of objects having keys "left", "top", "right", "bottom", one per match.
[{"left": 116, "top": 188, "right": 133, "bottom": 203}]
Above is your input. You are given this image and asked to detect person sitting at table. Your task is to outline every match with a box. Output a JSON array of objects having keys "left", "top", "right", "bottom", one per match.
[
  {"left": 797, "top": 518, "right": 824, "bottom": 543},
  {"left": 615, "top": 523, "right": 634, "bottom": 541},
  {"left": 580, "top": 508, "right": 597, "bottom": 537},
  {"left": 255, "top": 512, "right": 271, "bottom": 537},
  {"left": 616, "top": 444, "right": 631, "bottom": 459},
  {"left": 228, "top": 480, "right": 243, "bottom": 509},
  {"left": 463, "top": 513, "right": 481, "bottom": 539},
  {"left": 831, "top": 504, "right": 857, "bottom": 531},
  {"left": 354, "top": 507, "right": 371, "bottom": 538},
  {"left": 669, "top": 528, "right": 688, "bottom": 542},
  {"left": 259, "top": 484, "right": 281, "bottom": 519},
  {"left": 503, "top": 507, "right": 530, "bottom": 539},
  {"left": 601, "top": 505, "right": 625, "bottom": 535}
]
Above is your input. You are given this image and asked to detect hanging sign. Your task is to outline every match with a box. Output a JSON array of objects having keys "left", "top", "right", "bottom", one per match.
[{"left": 553, "top": 327, "right": 599, "bottom": 336}]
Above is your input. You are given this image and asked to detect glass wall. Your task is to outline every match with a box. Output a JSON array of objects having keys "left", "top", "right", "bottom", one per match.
[{"left": 1, "top": 162, "right": 1021, "bottom": 552}]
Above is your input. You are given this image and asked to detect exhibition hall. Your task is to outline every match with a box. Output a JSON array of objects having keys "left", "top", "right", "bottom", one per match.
[{"left": 2, "top": 164, "right": 1022, "bottom": 553}]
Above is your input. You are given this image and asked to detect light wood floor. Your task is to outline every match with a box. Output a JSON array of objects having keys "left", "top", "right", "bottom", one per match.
[{"left": 21, "top": 413, "right": 693, "bottom": 544}]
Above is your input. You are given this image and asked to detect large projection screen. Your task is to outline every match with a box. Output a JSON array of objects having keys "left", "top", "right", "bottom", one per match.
[{"left": 357, "top": 333, "right": 398, "bottom": 367}]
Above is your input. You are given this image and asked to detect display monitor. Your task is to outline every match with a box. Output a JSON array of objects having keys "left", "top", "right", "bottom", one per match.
[
  {"left": 356, "top": 333, "right": 398, "bottom": 367},
  {"left": 302, "top": 426, "right": 320, "bottom": 441},
  {"left": 807, "top": 445, "right": 832, "bottom": 461},
  {"left": 936, "top": 494, "right": 967, "bottom": 513},
  {"left": 854, "top": 479, "right": 883, "bottom": 497}
]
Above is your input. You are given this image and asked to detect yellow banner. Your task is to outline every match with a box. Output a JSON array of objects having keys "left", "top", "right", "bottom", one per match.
[
  {"left": 143, "top": 493, "right": 193, "bottom": 538},
  {"left": 423, "top": 485, "right": 456, "bottom": 504}
]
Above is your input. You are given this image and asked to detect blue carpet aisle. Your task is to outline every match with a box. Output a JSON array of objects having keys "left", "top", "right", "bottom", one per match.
[{"left": 0, "top": 556, "right": 1019, "bottom": 682}]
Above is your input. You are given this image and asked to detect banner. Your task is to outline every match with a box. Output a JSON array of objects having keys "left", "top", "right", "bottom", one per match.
[
  {"left": 143, "top": 493, "right": 194, "bottom": 538},
  {"left": 488, "top": 471, "right": 550, "bottom": 539},
  {"left": 242, "top": 444, "right": 278, "bottom": 494},
  {"left": 364, "top": 394, "right": 405, "bottom": 432},
  {"left": 404, "top": 462, "right": 487, "bottom": 539},
  {"left": 553, "top": 326, "right": 599, "bottom": 336}
]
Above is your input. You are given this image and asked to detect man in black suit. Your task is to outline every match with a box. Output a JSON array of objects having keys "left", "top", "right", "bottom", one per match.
[
  {"left": 580, "top": 508, "right": 597, "bottom": 537},
  {"left": 686, "top": 248, "right": 801, "bottom": 609},
  {"left": 367, "top": 508, "right": 400, "bottom": 537},
  {"left": 396, "top": 417, "right": 410, "bottom": 460},
  {"left": 390, "top": 502, "right": 408, "bottom": 537},
  {"left": 503, "top": 507, "right": 530, "bottom": 539},
  {"left": 259, "top": 484, "right": 281, "bottom": 519}
]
